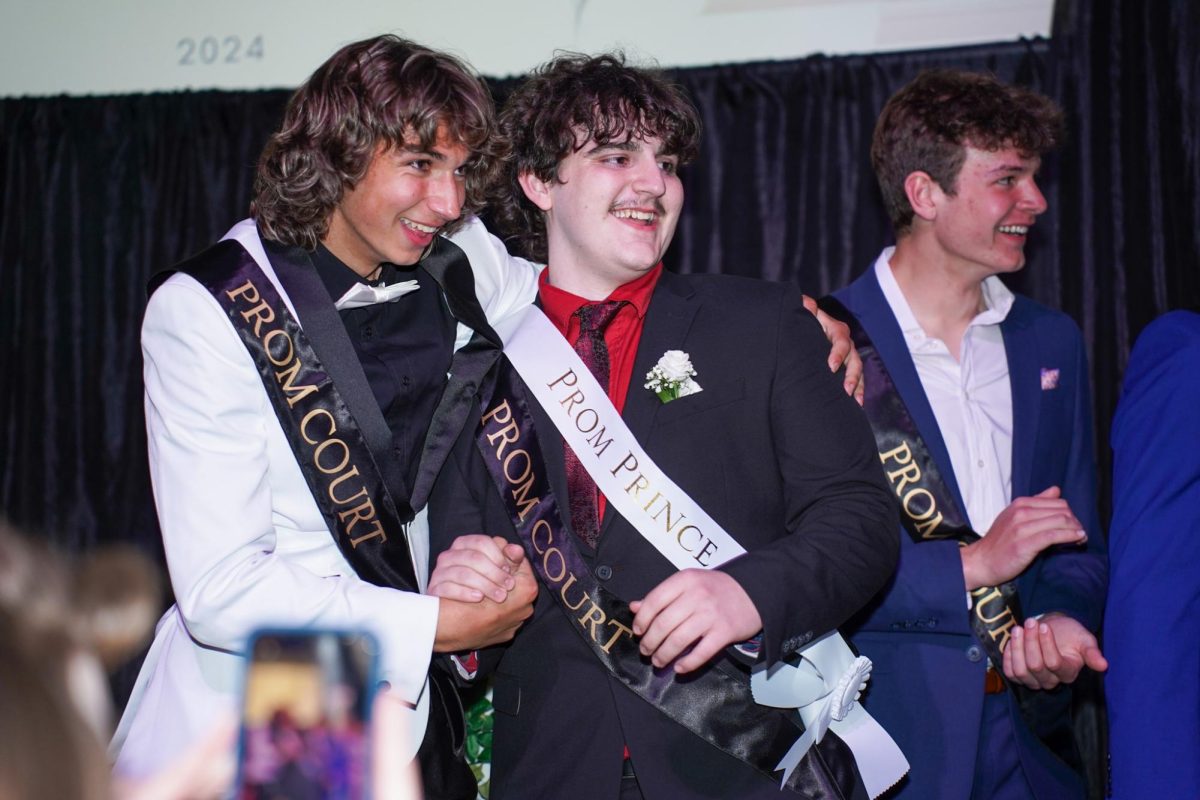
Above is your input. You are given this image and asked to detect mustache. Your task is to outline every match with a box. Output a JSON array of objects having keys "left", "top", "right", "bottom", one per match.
[{"left": 610, "top": 199, "right": 666, "bottom": 215}]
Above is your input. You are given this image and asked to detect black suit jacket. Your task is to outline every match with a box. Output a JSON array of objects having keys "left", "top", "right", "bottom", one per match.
[{"left": 431, "top": 271, "right": 899, "bottom": 799}]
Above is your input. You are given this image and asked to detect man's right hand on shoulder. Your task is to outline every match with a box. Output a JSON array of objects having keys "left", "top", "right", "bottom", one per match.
[{"left": 960, "top": 486, "right": 1087, "bottom": 590}]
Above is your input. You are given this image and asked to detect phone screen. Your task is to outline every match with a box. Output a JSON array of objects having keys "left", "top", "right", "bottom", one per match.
[{"left": 236, "top": 630, "right": 378, "bottom": 800}]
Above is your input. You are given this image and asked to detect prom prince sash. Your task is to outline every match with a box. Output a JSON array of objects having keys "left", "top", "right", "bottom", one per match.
[{"left": 479, "top": 306, "right": 908, "bottom": 797}]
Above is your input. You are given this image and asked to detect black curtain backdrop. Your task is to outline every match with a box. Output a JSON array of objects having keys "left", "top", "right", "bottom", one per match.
[{"left": 1, "top": 2, "right": 1197, "bottom": 795}]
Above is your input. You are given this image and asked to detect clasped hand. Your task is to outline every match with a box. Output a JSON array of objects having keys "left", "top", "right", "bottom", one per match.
[
  {"left": 961, "top": 486, "right": 1087, "bottom": 591},
  {"left": 428, "top": 534, "right": 536, "bottom": 653},
  {"left": 629, "top": 569, "right": 762, "bottom": 674},
  {"left": 1002, "top": 612, "right": 1108, "bottom": 690}
]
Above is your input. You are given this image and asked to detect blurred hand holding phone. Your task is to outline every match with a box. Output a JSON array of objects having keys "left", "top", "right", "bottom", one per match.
[{"left": 235, "top": 629, "right": 422, "bottom": 800}]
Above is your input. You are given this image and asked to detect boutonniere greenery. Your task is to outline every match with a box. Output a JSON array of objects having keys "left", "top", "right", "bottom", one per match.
[{"left": 645, "top": 350, "right": 703, "bottom": 403}]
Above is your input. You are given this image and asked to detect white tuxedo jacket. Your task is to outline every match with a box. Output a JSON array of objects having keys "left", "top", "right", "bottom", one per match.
[{"left": 112, "top": 218, "right": 538, "bottom": 778}]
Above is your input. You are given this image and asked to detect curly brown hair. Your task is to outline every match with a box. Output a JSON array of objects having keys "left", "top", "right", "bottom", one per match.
[
  {"left": 493, "top": 52, "right": 701, "bottom": 262},
  {"left": 872, "top": 68, "right": 1065, "bottom": 234},
  {"left": 251, "top": 35, "right": 500, "bottom": 249}
]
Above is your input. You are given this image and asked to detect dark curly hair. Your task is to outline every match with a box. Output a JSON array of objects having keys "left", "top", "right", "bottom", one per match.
[
  {"left": 872, "top": 68, "right": 1065, "bottom": 234},
  {"left": 251, "top": 35, "right": 500, "bottom": 249},
  {"left": 494, "top": 52, "right": 701, "bottom": 262}
]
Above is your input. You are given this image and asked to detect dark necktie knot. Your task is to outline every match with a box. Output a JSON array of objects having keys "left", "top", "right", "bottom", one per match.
[{"left": 574, "top": 300, "right": 627, "bottom": 336}]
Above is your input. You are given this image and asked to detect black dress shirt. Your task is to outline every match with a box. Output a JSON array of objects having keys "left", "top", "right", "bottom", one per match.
[{"left": 310, "top": 245, "right": 456, "bottom": 501}]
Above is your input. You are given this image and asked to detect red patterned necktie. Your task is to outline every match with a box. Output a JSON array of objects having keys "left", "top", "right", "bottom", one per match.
[{"left": 565, "top": 300, "right": 627, "bottom": 549}]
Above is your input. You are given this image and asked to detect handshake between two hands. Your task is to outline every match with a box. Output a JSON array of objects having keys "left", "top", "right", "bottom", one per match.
[{"left": 427, "top": 534, "right": 762, "bottom": 674}]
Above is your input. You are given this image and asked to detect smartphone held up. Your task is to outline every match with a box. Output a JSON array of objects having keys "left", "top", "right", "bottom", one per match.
[{"left": 236, "top": 630, "right": 379, "bottom": 800}]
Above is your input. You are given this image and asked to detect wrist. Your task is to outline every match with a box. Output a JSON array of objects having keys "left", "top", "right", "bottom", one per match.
[
  {"left": 960, "top": 544, "right": 986, "bottom": 591},
  {"left": 433, "top": 597, "right": 468, "bottom": 653}
]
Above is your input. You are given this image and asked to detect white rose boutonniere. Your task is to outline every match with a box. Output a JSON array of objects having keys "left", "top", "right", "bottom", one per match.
[{"left": 644, "top": 350, "right": 702, "bottom": 403}]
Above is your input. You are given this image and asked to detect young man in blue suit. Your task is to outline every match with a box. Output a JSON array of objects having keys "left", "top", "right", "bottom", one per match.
[
  {"left": 1105, "top": 309, "right": 1200, "bottom": 799},
  {"left": 828, "top": 70, "right": 1108, "bottom": 799}
]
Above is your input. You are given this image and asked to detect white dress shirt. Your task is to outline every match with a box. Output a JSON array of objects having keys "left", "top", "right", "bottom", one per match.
[{"left": 874, "top": 248, "right": 1015, "bottom": 535}]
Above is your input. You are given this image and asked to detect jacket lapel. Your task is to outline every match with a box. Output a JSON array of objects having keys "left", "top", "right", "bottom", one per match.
[
  {"left": 409, "top": 237, "right": 502, "bottom": 511},
  {"left": 261, "top": 238, "right": 415, "bottom": 517},
  {"left": 1001, "top": 299, "right": 1040, "bottom": 500},
  {"left": 839, "top": 267, "right": 971, "bottom": 518}
]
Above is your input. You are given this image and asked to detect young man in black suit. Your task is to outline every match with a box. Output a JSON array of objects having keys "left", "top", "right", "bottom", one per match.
[{"left": 429, "top": 53, "right": 899, "bottom": 800}]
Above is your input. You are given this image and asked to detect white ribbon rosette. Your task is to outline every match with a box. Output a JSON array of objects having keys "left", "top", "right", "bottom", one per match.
[{"left": 752, "top": 632, "right": 909, "bottom": 798}]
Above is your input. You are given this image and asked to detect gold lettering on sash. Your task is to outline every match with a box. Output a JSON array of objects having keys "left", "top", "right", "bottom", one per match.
[
  {"left": 327, "top": 466, "right": 368, "bottom": 505},
  {"left": 547, "top": 370, "right": 578, "bottom": 390},
  {"left": 970, "top": 586, "right": 1017, "bottom": 652},
  {"left": 511, "top": 476, "right": 539, "bottom": 522},
  {"left": 300, "top": 408, "right": 336, "bottom": 444},
  {"left": 676, "top": 524, "right": 702, "bottom": 551},
  {"left": 879, "top": 439, "right": 944, "bottom": 539},
  {"left": 483, "top": 399, "right": 513, "bottom": 425},
  {"left": 226, "top": 279, "right": 260, "bottom": 304},
  {"left": 611, "top": 452, "right": 639, "bottom": 478},
  {"left": 276, "top": 357, "right": 319, "bottom": 408},
  {"left": 584, "top": 426, "right": 613, "bottom": 458},
  {"left": 694, "top": 539, "right": 719, "bottom": 567},
  {"left": 503, "top": 449, "right": 532, "bottom": 485},
  {"left": 487, "top": 421, "right": 520, "bottom": 458},
  {"left": 542, "top": 546, "right": 568, "bottom": 583},
  {"left": 225, "top": 278, "right": 387, "bottom": 549},
  {"left": 263, "top": 329, "right": 293, "bottom": 367},
  {"left": 645, "top": 494, "right": 686, "bottom": 533},
  {"left": 577, "top": 599, "right": 607, "bottom": 641},
  {"left": 314, "top": 438, "right": 351, "bottom": 475},
  {"left": 240, "top": 299, "right": 276, "bottom": 338},
  {"left": 559, "top": 389, "right": 586, "bottom": 414},
  {"left": 559, "top": 574, "right": 589, "bottom": 611},
  {"left": 531, "top": 519, "right": 553, "bottom": 554},
  {"left": 574, "top": 408, "right": 600, "bottom": 434},
  {"left": 601, "top": 618, "right": 634, "bottom": 653},
  {"left": 913, "top": 512, "right": 945, "bottom": 539},
  {"left": 481, "top": 396, "right": 642, "bottom": 655},
  {"left": 347, "top": 520, "right": 387, "bottom": 548}
]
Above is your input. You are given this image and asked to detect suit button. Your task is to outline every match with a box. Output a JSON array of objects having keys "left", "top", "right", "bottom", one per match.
[
  {"left": 966, "top": 645, "right": 984, "bottom": 662},
  {"left": 595, "top": 565, "right": 613, "bottom": 580}
]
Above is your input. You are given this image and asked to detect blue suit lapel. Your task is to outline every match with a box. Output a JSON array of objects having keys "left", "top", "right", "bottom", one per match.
[
  {"left": 1001, "top": 299, "right": 1041, "bottom": 500},
  {"left": 838, "top": 266, "right": 971, "bottom": 520}
]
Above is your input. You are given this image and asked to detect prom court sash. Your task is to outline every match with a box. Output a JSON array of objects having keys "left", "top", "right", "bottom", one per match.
[
  {"left": 818, "top": 296, "right": 1023, "bottom": 669},
  {"left": 477, "top": 306, "right": 909, "bottom": 798},
  {"left": 159, "top": 239, "right": 421, "bottom": 594}
]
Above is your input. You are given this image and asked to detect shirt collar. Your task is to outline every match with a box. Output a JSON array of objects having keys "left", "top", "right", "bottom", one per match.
[
  {"left": 312, "top": 244, "right": 402, "bottom": 303},
  {"left": 873, "top": 246, "right": 1015, "bottom": 350},
  {"left": 538, "top": 264, "right": 662, "bottom": 335}
]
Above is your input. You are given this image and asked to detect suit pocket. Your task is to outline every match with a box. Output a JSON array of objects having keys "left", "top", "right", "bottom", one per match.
[
  {"left": 492, "top": 671, "right": 521, "bottom": 717},
  {"left": 653, "top": 378, "right": 745, "bottom": 426}
]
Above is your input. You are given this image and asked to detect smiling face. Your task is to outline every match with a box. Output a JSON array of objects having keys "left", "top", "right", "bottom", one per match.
[
  {"left": 521, "top": 133, "right": 683, "bottom": 299},
  {"left": 322, "top": 127, "right": 469, "bottom": 277},
  {"left": 928, "top": 144, "right": 1048, "bottom": 280}
]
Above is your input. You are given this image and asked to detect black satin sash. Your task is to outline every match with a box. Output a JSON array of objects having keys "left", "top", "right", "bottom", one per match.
[
  {"left": 160, "top": 237, "right": 483, "bottom": 799},
  {"left": 163, "top": 239, "right": 421, "bottom": 591},
  {"left": 474, "top": 362, "right": 865, "bottom": 799},
  {"left": 819, "top": 296, "right": 1023, "bottom": 668}
]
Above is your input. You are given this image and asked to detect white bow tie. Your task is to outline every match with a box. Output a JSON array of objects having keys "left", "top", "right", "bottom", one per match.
[{"left": 333, "top": 280, "right": 420, "bottom": 310}]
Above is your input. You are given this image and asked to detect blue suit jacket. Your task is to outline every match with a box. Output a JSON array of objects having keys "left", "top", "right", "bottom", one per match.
[
  {"left": 835, "top": 266, "right": 1107, "bottom": 799},
  {"left": 1105, "top": 311, "right": 1200, "bottom": 799}
]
